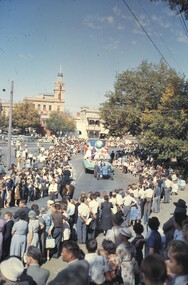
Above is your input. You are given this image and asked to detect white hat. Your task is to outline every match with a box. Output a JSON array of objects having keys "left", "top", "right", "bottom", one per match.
[
  {"left": 120, "top": 227, "right": 133, "bottom": 239},
  {"left": 47, "top": 200, "right": 54, "bottom": 205},
  {"left": 0, "top": 257, "right": 24, "bottom": 281}
]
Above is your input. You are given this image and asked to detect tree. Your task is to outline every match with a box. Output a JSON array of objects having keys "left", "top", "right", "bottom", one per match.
[
  {"left": 100, "top": 60, "right": 188, "bottom": 162},
  {"left": 12, "top": 102, "right": 41, "bottom": 134},
  {"left": 46, "top": 111, "right": 76, "bottom": 136},
  {"left": 151, "top": 0, "right": 188, "bottom": 19},
  {"left": 0, "top": 113, "right": 8, "bottom": 132}
]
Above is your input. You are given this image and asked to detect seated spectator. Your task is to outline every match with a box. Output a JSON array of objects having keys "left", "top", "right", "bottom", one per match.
[{"left": 140, "top": 254, "right": 167, "bottom": 285}]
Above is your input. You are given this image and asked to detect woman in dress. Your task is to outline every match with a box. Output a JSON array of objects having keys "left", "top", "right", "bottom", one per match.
[
  {"left": 10, "top": 210, "right": 28, "bottom": 259},
  {"left": 14, "top": 183, "right": 21, "bottom": 206},
  {"left": 0, "top": 211, "right": 5, "bottom": 260},
  {"left": 100, "top": 195, "right": 113, "bottom": 236},
  {"left": 116, "top": 227, "right": 136, "bottom": 285},
  {"left": 27, "top": 210, "right": 41, "bottom": 248}
]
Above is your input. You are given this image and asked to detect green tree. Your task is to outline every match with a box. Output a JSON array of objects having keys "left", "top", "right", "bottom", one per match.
[
  {"left": 0, "top": 113, "right": 8, "bottom": 132},
  {"left": 151, "top": 0, "right": 188, "bottom": 19},
  {"left": 100, "top": 60, "right": 188, "bottom": 162},
  {"left": 12, "top": 102, "right": 41, "bottom": 134},
  {"left": 46, "top": 111, "right": 76, "bottom": 136}
]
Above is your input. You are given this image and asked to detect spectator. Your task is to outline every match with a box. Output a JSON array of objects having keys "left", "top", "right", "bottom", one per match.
[
  {"left": 0, "top": 257, "right": 25, "bottom": 284},
  {"left": 167, "top": 240, "right": 188, "bottom": 285},
  {"left": 100, "top": 195, "right": 113, "bottom": 236},
  {"left": 2, "top": 211, "right": 14, "bottom": 260},
  {"left": 116, "top": 227, "right": 136, "bottom": 285},
  {"left": 146, "top": 217, "right": 162, "bottom": 256},
  {"left": 85, "top": 238, "right": 111, "bottom": 285},
  {"left": 24, "top": 246, "right": 50, "bottom": 285},
  {"left": 14, "top": 200, "right": 31, "bottom": 222},
  {"left": 48, "top": 240, "right": 90, "bottom": 285},
  {"left": 10, "top": 210, "right": 28, "bottom": 259},
  {"left": 140, "top": 254, "right": 167, "bottom": 285}
]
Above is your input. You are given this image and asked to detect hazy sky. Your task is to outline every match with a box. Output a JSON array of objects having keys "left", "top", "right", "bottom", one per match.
[{"left": 1, "top": 0, "right": 188, "bottom": 114}]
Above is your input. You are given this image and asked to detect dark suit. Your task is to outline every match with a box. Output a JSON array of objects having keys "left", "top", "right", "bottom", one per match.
[
  {"left": 2, "top": 219, "right": 14, "bottom": 260},
  {"left": 13, "top": 206, "right": 31, "bottom": 222},
  {"left": 48, "top": 259, "right": 90, "bottom": 285},
  {"left": 26, "top": 264, "right": 50, "bottom": 285}
]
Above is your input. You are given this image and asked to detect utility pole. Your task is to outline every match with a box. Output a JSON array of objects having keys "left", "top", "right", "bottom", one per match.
[{"left": 7, "top": 80, "right": 13, "bottom": 170}]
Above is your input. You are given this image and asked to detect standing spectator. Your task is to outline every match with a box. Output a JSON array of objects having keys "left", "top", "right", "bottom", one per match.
[
  {"left": 146, "top": 217, "right": 162, "bottom": 256},
  {"left": 48, "top": 240, "right": 90, "bottom": 285},
  {"left": 24, "top": 246, "right": 50, "bottom": 285},
  {"left": 163, "top": 175, "right": 173, "bottom": 203},
  {"left": 48, "top": 179, "right": 58, "bottom": 201},
  {"left": 167, "top": 240, "right": 188, "bottom": 285},
  {"left": 143, "top": 186, "right": 153, "bottom": 225},
  {"left": 0, "top": 211, "right": 5, "bottom": 260},
  {"left": 106, "top": 213, "right": 124, "bottom": 247},
  {"left": 100, "top": 195, "right": 113, "bottom": 236},
  {"left": 10, "top": 210, "right": 28, "bottom": 259},
  {"left": 116, "top": 227, "right": 136, "bottom": 285},
  {"left": 2, "top": 211, "right": 14, "bottom": 260},
  {"left": 0, "top": 257, "right": 25, "bottom": 284},
  {"left": 14, "top": 200, "right": 31, "bottom": 222},
  {"left": 85, "top": 238, "right": 111, "bottom": 285},
  {"left": 153, "top": 182, "right": 161, "bottom": 213},
  {"left": 50, "top": 204, "right": 63, "bottom": 258},
  {"left": 131, "top": 223, "right": 144, "bottom": 267},
  {"left": 173, "top": 212, "right": 187, "bottom": 242},
  {"left": 140, "top": 254, "right": 167, "bottom": 285},
  {"left": 14, "top": 183, "right": 21, "bottom": 207},
  {"left": 76, "top": 197, "right": 90, "bottom": 244},
  {"left": 27, "top": 210, "right": 41, "bottom": 248}
]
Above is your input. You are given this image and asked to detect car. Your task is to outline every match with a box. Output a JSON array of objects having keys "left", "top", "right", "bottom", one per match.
[{"left": 82, "top": 138, "right": 114, "bottom": 174}]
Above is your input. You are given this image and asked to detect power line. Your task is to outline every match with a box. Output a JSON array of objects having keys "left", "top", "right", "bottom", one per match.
[
  {"left": 137, "top": 0, "right": 183, "bottom": 72},
  {"left": 121, "top": 0, "right": 172, "bottom": 69},
  {"left": 178, "top": 9, "right": 188, "bottom": 38}
]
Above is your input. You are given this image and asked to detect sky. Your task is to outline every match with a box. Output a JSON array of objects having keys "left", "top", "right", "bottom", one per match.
[{"left": 0, "top": 0, "right": 188, "bottom": 114}]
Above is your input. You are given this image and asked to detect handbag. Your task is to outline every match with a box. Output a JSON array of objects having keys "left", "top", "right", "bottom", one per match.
[{"left": 45, "top": 236, "right": 55, "bottom": 248}]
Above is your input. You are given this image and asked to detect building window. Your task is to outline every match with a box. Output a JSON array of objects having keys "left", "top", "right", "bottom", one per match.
[
  {"left": 43, "top": 105, "right": 46, "bottom": 111},
  {"left": 57, "top": 106, "right": 60, "bottom": 111},
  {"left": 49, "top": 105, "right": 52, "bottom": 111},
  {"left": 38, "top": 104, "right": 41, "bottom": 110}
]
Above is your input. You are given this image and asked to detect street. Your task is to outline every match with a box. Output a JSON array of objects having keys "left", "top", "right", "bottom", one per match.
[{"left": 0, "top": 143, "right": 187, "bottom": 282}]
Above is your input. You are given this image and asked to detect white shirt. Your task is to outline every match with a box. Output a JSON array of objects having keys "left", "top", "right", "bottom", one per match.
[
  {"left": 89, "top": 200, "right": 99, "bottom": 215},
  {"left": 78, "top": 203, "right": 90, "bottom": 218},
  {"left": 123, "top": 195, "right": 136, "bottom": 206},
  {"left": 144, "top": 188, "right": 153, "bottom": 198}
]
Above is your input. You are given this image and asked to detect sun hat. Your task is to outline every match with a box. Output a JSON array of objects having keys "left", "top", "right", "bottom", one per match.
[
  {"left": 120, "top": 227, "right": 133, "bottom": 238},
  {"left": 0, "top": 257, "right": 24, "bottom": 281}
]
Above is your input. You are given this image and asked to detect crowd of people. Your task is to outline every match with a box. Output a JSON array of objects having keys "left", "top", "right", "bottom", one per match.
[{"left": 0, "top": 137, "right": 187, "bottom": 285}]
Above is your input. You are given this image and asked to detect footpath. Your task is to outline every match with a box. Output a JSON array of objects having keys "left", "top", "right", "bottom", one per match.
[{"left": 42, "top": 172, "right": 188, "bottom": 283}]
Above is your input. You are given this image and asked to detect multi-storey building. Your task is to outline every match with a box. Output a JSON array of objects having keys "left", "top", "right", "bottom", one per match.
[
  {"left": 24, "top": 72, "right": 65, "bottom": 124},
  {"left": 75, "top": 107, "right": 108, "bottom": 139}
]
